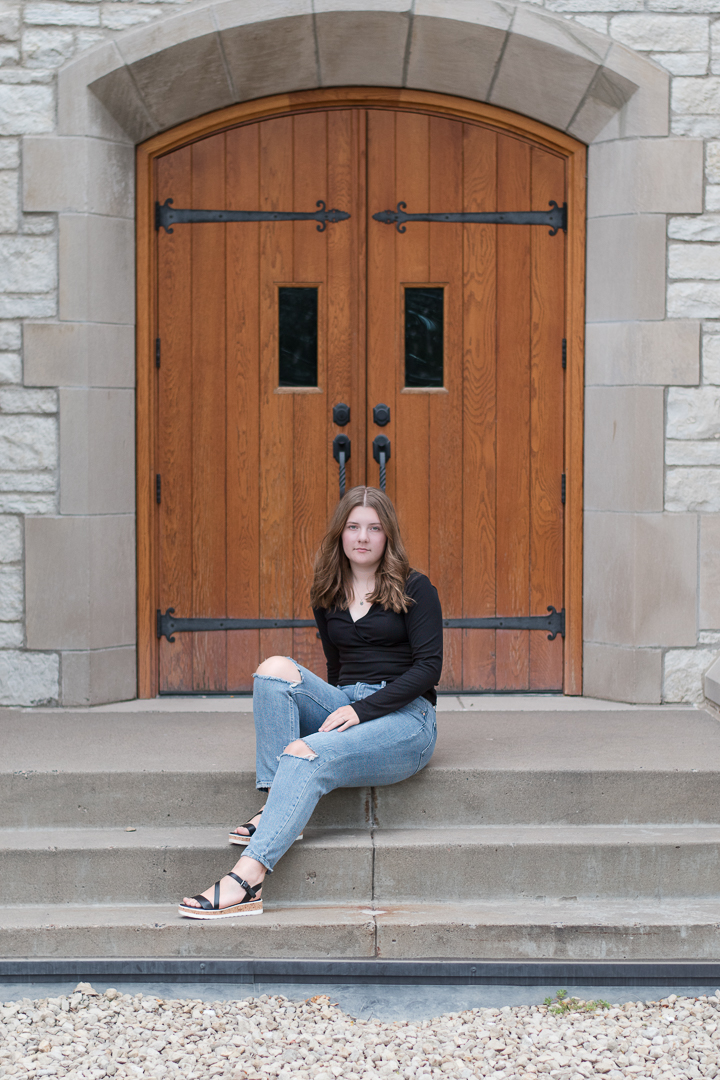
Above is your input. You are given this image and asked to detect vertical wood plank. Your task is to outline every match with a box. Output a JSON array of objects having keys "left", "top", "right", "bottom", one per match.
[
  {"left": 428, "top": 115, "right": 463, "bottom": 692},
  {"left": 292, "top": 111, "right": 329, "bottom": 631},
  {"left": 190, "top": 133, "right": 228, "bottom": 690},
  {"left": 496, "top": 135, "right": 531, "bottom": 690},
  {"left": 327, "top": 109, "right": 365, "bottom": 507},
  {"left": 259, "top": 116, "right": 295, "bottom": 661},
  {"left": 529, "top": 147, "right": 565, "bottom": 690},
  {"left": 156, "top": 147, "right": 193, "bottom": 692},
  {"left": 225, "top": 123, "right": 262, "bottom": 691},
  {"left": 366, "top": 110, "right": 398, "bottom": 510},
  {"left": 461, "top": 124, "right": 498, "bottom": 691},
  {"left": 393, "top": 111, "right": 430, "bottom": 572}
]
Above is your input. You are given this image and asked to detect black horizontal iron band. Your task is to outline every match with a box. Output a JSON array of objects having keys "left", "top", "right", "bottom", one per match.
[
  {"left": 158, "top": 606, "right": 564, "bottom": 642},
  {"left": 373, "top": 200, "right": 566, "bottom": 236},
  {"left": 442, "top": 607, "right": 564, "bottom": 641},
  {"left": 157, "top": 608, "right": 315, "bottom": 643},
  {"left": 155, "top": 199, "right": 350, "bottom": 234}
]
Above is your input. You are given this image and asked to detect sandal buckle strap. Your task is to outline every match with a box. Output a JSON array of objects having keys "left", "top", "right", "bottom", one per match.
[{"left": 227, "top": 871, "right": 259, "bottom": 899}]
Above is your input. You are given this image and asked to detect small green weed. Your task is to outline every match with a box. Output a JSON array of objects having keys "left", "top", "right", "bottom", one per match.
[{"left": 543, "top": 989, "right": 611, "bottom": 1015}]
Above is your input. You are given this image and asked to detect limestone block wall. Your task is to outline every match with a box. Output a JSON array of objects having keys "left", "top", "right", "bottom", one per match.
[{"left": 0, "top": 0, "right": 718, "bottom": 704}]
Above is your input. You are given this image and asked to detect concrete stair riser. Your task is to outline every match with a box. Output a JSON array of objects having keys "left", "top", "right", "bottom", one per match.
[
  {"left": 373, "top": 827, "right": 720, "bottom": 901},
  {"left": 0, "top": 774, "right": 371, "bottom": 830},
  {"left": 5, "top": 825, "right": 720, "bottom": 904},
  {"left": 4, "top": 900, "right": 720, "bottom": 960},
  {"left": 0, "top": 830, "right": 373, "bottom": 905},
  {"left": 0, "top": 905, "right": 377, "bottom": 959},
  {"left": 7, "top": 770, "right": 720, "bottom": 829},
  {"left": 375, "top": 771, "right": 720, "bottom": 828}
]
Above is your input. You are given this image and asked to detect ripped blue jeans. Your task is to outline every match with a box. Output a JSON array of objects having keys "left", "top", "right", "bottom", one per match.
[{"left": 243, "top": 661, "right": 437, "bottom": 871}]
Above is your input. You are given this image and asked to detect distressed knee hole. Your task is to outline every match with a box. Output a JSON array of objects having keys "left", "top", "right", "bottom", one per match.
[
  {"left": 283, "top": 739, "right": 318, "bottom": 760},
  {"left": 255, "top": 656, "right": 302, "bottom": 682}
]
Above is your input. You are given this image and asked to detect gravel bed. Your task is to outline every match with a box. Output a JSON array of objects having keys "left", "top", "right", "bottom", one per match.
[{"left": 1, "top": 983, "right": 719, "bottom": 1080}]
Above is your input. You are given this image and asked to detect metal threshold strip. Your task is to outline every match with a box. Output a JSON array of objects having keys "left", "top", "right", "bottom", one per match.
[
  {"left": 1, "top": 958, "right": 720, "bottom": 985},
  {"left": 157, "top": 607, "right": 564, "bottom": 642}
]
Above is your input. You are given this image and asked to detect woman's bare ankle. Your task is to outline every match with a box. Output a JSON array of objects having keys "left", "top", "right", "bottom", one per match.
[{"left": 233, "top": 854, "right": 266, "bottom": 888}]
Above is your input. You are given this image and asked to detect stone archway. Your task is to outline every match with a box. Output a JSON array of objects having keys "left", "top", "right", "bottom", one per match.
[{"left": 20, "top": 0, "right": 705, "bottom": 705}]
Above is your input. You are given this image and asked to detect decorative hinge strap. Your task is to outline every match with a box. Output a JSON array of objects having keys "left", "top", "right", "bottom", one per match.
[
  {"left": 373, "top": 200, "right": 567, "bottom": 236},
  {"left": 155, "top": 199, "right": 350, "bottom": 233}
]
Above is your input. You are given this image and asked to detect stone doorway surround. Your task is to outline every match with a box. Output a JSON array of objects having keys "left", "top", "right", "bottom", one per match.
[{"left": 19, "top": 0, "right": 705, "bottom": 706}]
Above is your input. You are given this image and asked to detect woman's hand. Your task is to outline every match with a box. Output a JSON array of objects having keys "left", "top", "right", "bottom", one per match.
[{"left": 320, "top": 705, "right": 360, "bottom": 732}]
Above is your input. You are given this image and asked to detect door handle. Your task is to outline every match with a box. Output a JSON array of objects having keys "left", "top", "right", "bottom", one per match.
[
  {"left": 373, "top": 435, "right": 391, "bottom": 492},
  {"left": 333, "top": 434, "right": 351, "bottom": 498}
]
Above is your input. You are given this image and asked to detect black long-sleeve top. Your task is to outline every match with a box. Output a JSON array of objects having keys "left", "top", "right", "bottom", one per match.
[{"left": 313, "top": 571, "right": 443, "bottom": 723}]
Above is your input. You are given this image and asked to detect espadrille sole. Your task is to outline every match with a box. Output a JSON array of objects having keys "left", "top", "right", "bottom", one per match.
[
  {"left": 178, "top": 900, "right": 263, "bottom": 920},
  {"left": 229, "top": 832, "right": 302, "bottom": 846}
]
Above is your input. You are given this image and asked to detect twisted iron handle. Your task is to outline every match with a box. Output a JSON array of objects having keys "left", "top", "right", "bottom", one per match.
[
  {"left": 333, "top": 434, "right": 351, "bottom": 498},
  {"left": 372, "top": 435, "right": 391, "bottom": 492}
]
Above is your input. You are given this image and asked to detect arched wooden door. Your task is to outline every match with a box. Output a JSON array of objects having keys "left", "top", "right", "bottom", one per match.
[{"left": 137, "top": 91, "right": 585, "bottom": 697}]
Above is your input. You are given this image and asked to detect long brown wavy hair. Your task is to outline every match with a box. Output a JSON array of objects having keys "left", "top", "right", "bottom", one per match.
[{"left": 310, "top": 487, "right": 413, "bottom": 613}]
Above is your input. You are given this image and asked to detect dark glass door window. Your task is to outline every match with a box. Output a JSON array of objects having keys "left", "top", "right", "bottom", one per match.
[
  {"left": 279, "top": 286, "right": 318, "bottom": 387},
  {"left": 405, "top": 287, "right": 444, "bottom": 388}
]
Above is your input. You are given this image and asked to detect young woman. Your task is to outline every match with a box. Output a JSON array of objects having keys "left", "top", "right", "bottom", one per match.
[{"left": 179, "top": 486, "right": 443, "bottom": 919}]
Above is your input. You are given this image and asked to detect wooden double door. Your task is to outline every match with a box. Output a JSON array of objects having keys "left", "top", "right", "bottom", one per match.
[{"left": 148, "top": 98, "right": 580, "bottom": 696}]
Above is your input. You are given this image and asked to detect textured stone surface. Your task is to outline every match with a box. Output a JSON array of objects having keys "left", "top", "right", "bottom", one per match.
[
  {"left": 703, "top": 331, "right": 720, "bottom": 381},
  {"left": 0, "top": 416, "right": 56, "bottom": 471},
  {"left": 666, "top": 439, "right": 720, "bottom": 464},
  {"left": 0, "top": 515, "right": 22, "bottom": 562},
  {"left": 0, "top": 354, "right": 24, "bottom": 383},
  {"left": 669, "top": 241, "right": 720, "bottom": 277},
  {"left": 0, "top": 648, "right": 57, "bottom": 704},
  {"left": 666, "top": 465, "right": 720, "bottom": 510},
  {"left": 667, "top": 386, "right": 720, "bottom": 438},
  {"left": 664, "top": 646, "right": 718, "bottom": 701},
  {"left": 611, "top": 14, "right": 709, "bottom": 51},
  {"left": 0, "top": 563, "right": 22, "bottom": 620}
]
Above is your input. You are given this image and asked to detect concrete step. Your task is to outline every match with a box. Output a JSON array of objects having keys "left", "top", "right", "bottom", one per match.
[
  {"left": 5, "top": 823, "right": 720, "bottom": 905},
  {"left": 0, "top": 827, "right": 372, "bottom": 905},
  {"left": 2, "top": 706, "right": 718, "bottom": 827},
  {"left": 3, "top": 897, "right": 720, "bottom": 960}
]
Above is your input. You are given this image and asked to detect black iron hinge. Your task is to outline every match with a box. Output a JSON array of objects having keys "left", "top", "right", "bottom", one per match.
[
  {"left": 155, "top": 338, "right": 161, "bottom": 369},
  {"left": 443, "top": 607, "right": 565, "bottom": 641},
  {"left": 156, "top": 474, "right": 161, "bottom": 505},
  {"left": 157, "top": 609, "right": 315, "bottom": 643},
  {"left": 155, "top": 199, "right": 350, "bottom": 234},
  {"left": 156, "top": 607, "right": 564, "bottom": 642},
  {"left": 561, "top": 474, "right": 566, "bottom": 505},
  {"left": 562, "top": 338, "right": 567, "bottom": 369},
  {"left": 373, "top": 200, "right": 567, "bottom": 236}
]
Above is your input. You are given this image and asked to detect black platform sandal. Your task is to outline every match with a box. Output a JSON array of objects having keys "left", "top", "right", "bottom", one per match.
[
  {"left": 178, "top": 872, "right": 263, "bottom": 920},
  {"left": 228, "top": 808, "right": 302, "bottom": 846}
]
